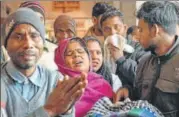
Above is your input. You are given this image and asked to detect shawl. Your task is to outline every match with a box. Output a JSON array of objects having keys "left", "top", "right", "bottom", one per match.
[{"left": 54, "top": 38, "right": 113, "bottom": 117}]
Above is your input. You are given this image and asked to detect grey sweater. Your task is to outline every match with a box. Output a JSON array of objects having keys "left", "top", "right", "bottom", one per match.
[{"left": 1, "top": 62, "right": 75, "bottom": 117}]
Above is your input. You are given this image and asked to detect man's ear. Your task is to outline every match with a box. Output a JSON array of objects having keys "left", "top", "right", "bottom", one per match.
[
  {"left": 92, "top": 16, "right": 98, "bottom": 25},
  {"left": 151, "top": 24, "right": 159, "bottom": 37}
]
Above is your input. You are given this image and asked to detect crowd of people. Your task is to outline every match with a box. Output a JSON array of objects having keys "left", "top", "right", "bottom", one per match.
[{"left": 1, "top": 1, "right": 179, "bottom": 117}]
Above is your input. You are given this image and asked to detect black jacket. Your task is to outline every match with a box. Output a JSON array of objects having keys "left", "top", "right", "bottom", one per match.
[
  {"left": 130, "top": 36, "right": 179, "bottom": 117},
  {"left": 115, "top": 57, "right": 137, "bottom": 87}
]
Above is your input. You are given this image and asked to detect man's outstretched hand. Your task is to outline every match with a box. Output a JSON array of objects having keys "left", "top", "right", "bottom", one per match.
[{"left": 44, "top": 72, "right": 88, "bottom": 116}]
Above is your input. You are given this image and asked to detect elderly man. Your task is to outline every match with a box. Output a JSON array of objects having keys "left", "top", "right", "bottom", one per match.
[
  {"left": 54, "top": 15, "right": 76, "bottom": 43},
  {"left": 1, "top": 8, "right": 87, "bottom": 117},
  {"left": 116, "top": 1, "right": 179, "bottom": 117}
]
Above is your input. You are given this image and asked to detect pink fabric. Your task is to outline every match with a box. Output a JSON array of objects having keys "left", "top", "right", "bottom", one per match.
[{"left": 54, "top": 39, "right": 113, "bottom": 117}]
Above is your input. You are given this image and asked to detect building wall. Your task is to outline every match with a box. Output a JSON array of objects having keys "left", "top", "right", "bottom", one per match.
[
  {"left": 1, "top": 1, "right": 143, "bottom": 38},
  {"left": 120, "top": 1, "right": 136, "bottom": 27}
]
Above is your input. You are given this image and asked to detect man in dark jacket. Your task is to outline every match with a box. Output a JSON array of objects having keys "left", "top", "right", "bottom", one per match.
[{"left": 114, "top": 1, "right": 179, "bottom": 117}]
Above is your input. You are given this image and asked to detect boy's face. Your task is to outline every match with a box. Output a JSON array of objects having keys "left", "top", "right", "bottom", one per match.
[{"left": 101, "top": 16, "right": 127, "bottom": 39}]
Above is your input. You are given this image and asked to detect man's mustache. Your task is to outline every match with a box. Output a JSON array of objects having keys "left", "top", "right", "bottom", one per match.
[{"left": 19, "top": 49, "right": 36, "bottom": 56}]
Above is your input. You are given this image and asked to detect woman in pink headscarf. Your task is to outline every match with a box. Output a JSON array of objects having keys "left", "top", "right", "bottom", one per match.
[{"left": 54, "top": 37, "right": 113, "bottom": 117}]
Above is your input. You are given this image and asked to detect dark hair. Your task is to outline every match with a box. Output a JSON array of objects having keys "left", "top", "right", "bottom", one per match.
[
  {"left": 83, "top": 36, "right": 113, "bottom": 86},
  {"left": 126, "top": 25, "right": 139, "bottom": 36},
  {"left": 92, "top": 2, "right": 113, "bottom": 17},
  {"left": 137, "top": 1, "right": 178, "bottom": 35},
  {"left": 100, "top": 9, "right": 124, "bottom": 27},
  {"left": 172, "top": 2, "right": 179, "bottom": 24}
]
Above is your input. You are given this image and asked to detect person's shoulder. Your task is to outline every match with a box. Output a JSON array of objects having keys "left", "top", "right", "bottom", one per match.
[
  {"left": 1, "top": 61, "right": 13, "bottom": 85},
  {"left": 88, "top": 72, "right": 105, "bottom": 81},
  {"left": 1, "top": 62, "right": 8, "bottom": 77}
]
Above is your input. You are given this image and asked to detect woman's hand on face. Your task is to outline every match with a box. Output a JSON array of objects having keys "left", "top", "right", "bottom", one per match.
[
  {"left": 44, "top": 73, "right": 88, "bottom": 116},
  {"left": 113, "top": 88, "right": 129, "bottom": 104}
]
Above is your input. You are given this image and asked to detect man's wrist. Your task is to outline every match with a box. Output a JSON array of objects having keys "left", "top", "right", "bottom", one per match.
[
  {"left": 44, "top": 105, "right": 74, "bottom": 116},
  {"left": 61, "top": 108, "right": 72, "bottom": 115},
  {"left": 43, "top": 106, "right": 56, "bottom": 117}
]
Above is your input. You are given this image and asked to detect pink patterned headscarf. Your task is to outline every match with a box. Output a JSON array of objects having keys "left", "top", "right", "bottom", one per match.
[{"left": 54, "top": 38, "right": 113, "bottom": 117}]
